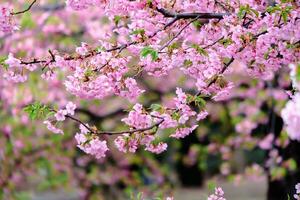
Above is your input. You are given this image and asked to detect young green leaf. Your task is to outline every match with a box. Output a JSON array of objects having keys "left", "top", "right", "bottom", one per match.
[
  {"left": 140, "top": 46, "right": 159, "bottom": 61},
  {"left": 23, "top": 102, "right": 52, "bottom": 120}
]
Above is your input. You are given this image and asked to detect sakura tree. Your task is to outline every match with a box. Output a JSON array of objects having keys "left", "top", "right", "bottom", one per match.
[{"left": 0, "top": 0, "right": 299, "bottom": 199}]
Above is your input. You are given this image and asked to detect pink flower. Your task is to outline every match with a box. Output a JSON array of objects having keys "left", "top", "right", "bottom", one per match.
[
  {"left": 145, "top": 142, "right": 167, "bottom": 154},
  {"left": 43, "top": 120, "right": 63, "bottom": 134},
  {"left": 5, "top": 53, "right": 21, "bottom": 68},
  {"left": 122, "top": 104, "right": 152, "bottom": 129},
  {"left": 208, "top": 187, "right": 226, "bottom": 200},
  {"left": 197, "top": 110, "right": 209, "bottom": 121},
  {"left": 259, "top": 134, "right": 274, "bottom": 150},
  {"left": 114, "top": 135, "right": 128, "bottom": 153},
  {"left": 114, "top": 134, "right": 139, "bottom": 153},
  {"left": 175, "top": 87, "right": 187, "bottom": 104},
  {"left": 76, "top": 126, "right": 109, "bottom": 159},
  {"left": 0, "top": 5, "right": 18, "bottom": 34},
  {"left": 212, "top": 82, "right": 234, "bottom": 101},
  {"left": 85, "top": 139, "right": 109, "bottom": 159},
  {"left": 294, "top": 183, "right": 300, "bottom": 200},
  {"left": 120, "top": 78, "right": 145, "bottom": 102},
  {"left": 75, "top": 133, "right": 87, "bottom": 144},
  {"left": 281, "top": 93, "right": 300, "bottom": 141},
  {"left": 235, "top": 119, "right": 257, "bottom": 135},
  {"left": 55, "top": 109, "right": 67, "bottom": 121},
  {"left": 151, "top": 112, "right": 177, "bottom": 129},
  {"left": 76, "top": 42, "right": 89, "bottom": 56},
  {"left": 66, "top": 101, "right": 76, "bottom": 115},
  {"left": 171, "top": 125, "right": 198, "bottom": 139},
  {"left": 66, "top": 0, "right": 97, "bottom": 10},
  {"left": 79, "top": 124, "right": 90, "bottom": 134}
]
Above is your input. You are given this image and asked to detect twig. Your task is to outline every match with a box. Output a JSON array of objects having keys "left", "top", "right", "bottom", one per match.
[
  {"left": 12, "top": 0, "right": 37, "bottom": 15},
  {"left": 51, "top": 109, "right": 165, "bottom": 136},
  {"left": 156, "top": 8, "right": 229, "bottom": 20},
  {"left": 95, "top": 118, "right": 165, "bottom": 136},
  {"left": 160, "top": 16, "right": 200, "bottom": 51}
]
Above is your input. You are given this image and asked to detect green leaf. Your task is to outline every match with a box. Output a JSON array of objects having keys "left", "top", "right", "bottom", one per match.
[
  {"left": 296, "top": 64, "right": 300, "bottom": 81},
  {"left": 219, "top": 38, "right": 234, "bottom": 47},
  {"left": 238, "top": 5, "right": 259, "bottom": 19},
  {"left": 0, "top": 55, "right": 8, "bottom": 70},
  {"left": 150, "top": 104, "right": 162, "bottom": 111},
  {"left": 237, "top": 5, "right": 248, "bottom": 20},
  {"left": 250, "top": 8, "right": 259, "bottom": 17},
  {"left": 113, "top": 15, "right": 122, "bottom": 26},
  {"left": 172, "top": 112, "right": 180, "bottom": 120},
  {"left": 207, "top": 180, "right": 216, "bottom": 192},
  {"left": 23, "top": 102, "right": 52, "bottom": 120},
  {"left": 287, "top": 159, "right": 297, "bottom": 171},
  {"left": 281, "top": 6, "right": 292, "bottom": 23},
  {"left": 183, "top": 59, "right": 193, "bottom": 67},
  {"left": 131, "top": 29, "right": 145, "bottom": 36},
  {"left": 140, "top": 46, "right": 159, "bottom": 61},
  {"left": 96, "top": 46, "right": 106, "bottom": 52},
  {"left": 266, "top": 5, "right": 281, "bottom": 14},
  {"left": 194, "top": 96, "right": 206, "bottom": 109},
  {"left": 191, "top": 44, "right": 208, "bottom": 56},
  {"left": 193, "top": 20, "right": 203, "bottom": 29},
  {"left": 136, "top": 192, "right": 143, "bottom": 200}
]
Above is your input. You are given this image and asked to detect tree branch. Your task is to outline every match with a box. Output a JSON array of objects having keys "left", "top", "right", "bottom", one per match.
[
  {"left": 160, "top": 16, "right": 200, "bottom": 51},
  {"left": 12, "top": 0, "right": 37, "bottom": 15},
  {"left": 50, "top": 108, "right": 165, "bottom": 136},
  {"left": 156, "top": 7, "right": 229, "bottom": 20}
]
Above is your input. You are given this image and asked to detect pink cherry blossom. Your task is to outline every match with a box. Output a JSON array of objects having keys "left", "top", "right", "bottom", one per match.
[
  {"left": 0, "top": 5, "right": 18, "bottom": 34},
  {"left": 145, "top": 142, "right": 167, "bottom": 154},
  {"left": 281, "top": 93, "right": 300, "bottom": 141},
  {"left": 122, "top": 104, "right": 152, "bottom": 129},
  {"left": 170, "top": 125, "right": 198, "bottom": 139},
  {"left": 66, "top": 101, "right": 76, "bottom": 115},
  {"left": 43, "top": 120, "right": 64, "bottom": 134},
  {"left": 55, "top": 109, "right": 68, "bottom": 121},
  {"left": 208, "top": 187, "right": 226, "bottom": 200},
  {"left": 197, "top": 110, "right": 209, "bottom": 121}
]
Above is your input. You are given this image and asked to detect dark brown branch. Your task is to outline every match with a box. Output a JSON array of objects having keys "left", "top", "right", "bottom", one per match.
[
  {"left": 12, "top": 0, "right": 37, "bottom": 15},
  {"left": 76, "top": 108, "right": 126, "bottom": 121},
  {"left": 17, "top": 9, "right": 180, "bottom": 67},
  {"left": 17, "top": 8, "right": 228, "bottom": 66},
  {"left": 156, "top": 7, "right": 229, "bottom": 20},
  {"left": 95, "top": 117, "right": 164, "bottom": 136},
  {"left": 50, "top": 108, "right": 165, "bottom": 136}
]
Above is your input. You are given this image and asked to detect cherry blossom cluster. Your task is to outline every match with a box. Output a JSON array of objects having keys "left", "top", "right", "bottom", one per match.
[
  {"left": 66, "top": 0, "right": 100, "bottom": 11},
  {"left": 0, "top": 4, "right": 17, "bottom": 34},
  {"left": 115, "top": 104, "right": 168, "bottom": 154},
  {"left": 3, "top": 53, "right": 30, "bottom": 83},
  {"left": 281, "top": 63, "right": 300, "bottom": 141},
  {"left": 295, "top": 183, "right": 300, "bottom": 200},
  {"left": 208, "top": 187, "right": 226, "bottom": 200},
  {"left": 75, "top": 124, "right": 109, "bottom": 159},
  {"left": 59, "top": 48, "right": 145, "bottom": 102},
  {"left": 43, "top": 101, "right": 77, "bottom": 135}
]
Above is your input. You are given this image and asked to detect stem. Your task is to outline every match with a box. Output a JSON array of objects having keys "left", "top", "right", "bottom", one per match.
[
  {"left": 12, "top": 0, "right": 37, "bottom": 15},
  {"left": 95, "top": 119, "right": 165, "bottom": 136},
  {"left": 160, "top": 16, "right": 200, "bottom": 51},
  {"left": 52, "top": 109, "right": 165, "bottom": 136},
  {"left": 156, "top": 8, "right": 229, "bottom": 20}
]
